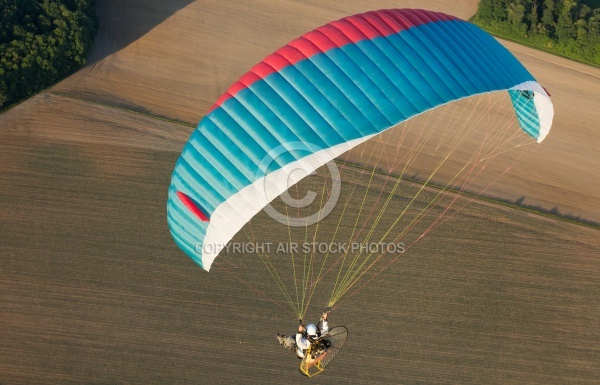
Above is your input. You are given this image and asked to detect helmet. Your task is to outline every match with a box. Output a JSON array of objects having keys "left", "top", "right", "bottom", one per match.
[{"left": 306, "top": 324, "right": 318, "bottom": 337}]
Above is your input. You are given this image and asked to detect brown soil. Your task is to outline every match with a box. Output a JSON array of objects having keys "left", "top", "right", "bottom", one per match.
[{"left": 1, "top": 1, "right": 598, "bottom": 383}]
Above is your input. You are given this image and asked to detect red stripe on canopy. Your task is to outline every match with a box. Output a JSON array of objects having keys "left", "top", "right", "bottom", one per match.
[
  {"left": 208, "top": 9, "right": 457, "bottom": 113},
  {"left": 177, "top": 191, "right": 210, "bottom": 222}
]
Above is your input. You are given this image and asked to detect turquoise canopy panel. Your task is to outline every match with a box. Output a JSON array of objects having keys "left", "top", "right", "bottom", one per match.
[{"left": 167, "top": 8, "right": 554, "bottom": 270}]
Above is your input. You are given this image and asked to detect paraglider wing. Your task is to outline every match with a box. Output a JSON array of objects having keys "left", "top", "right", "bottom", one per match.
[{"left": 167, "top": 8, "right": 553, "bottom": 270}]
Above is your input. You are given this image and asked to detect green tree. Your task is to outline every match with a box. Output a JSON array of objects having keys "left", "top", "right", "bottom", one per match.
[
  {"left": 477, "top": 0, "right": 497, "bottom": 22},
  {"left": 542, "top": 0, "right": 558, "bottom": 35},
  {"left": 526, "top": 0, "right": 542, "bottom": 31},
  {"left": 474, "top": 0, "right": 600, "bottom": 66},
  {"left": 493, "top": 0, "right": 510, "bottom": 20},
  {"left": 507, "top": 0, "right": 528, "bottom": 33},
  {"left": 0, "top": 0, "right": 98, "bottom": 110},
  {"left": 556, "top": 0, "right": 578, "bottom": 40}
]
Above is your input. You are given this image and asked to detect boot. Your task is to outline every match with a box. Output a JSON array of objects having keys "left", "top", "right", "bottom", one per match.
[{"left": 276, "top": 333, "right": 286, "bottom": 345}]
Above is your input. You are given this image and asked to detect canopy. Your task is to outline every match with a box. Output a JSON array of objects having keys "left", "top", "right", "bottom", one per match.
[{"left": 167, "top": 8, "right": 554, "bottom": 270}]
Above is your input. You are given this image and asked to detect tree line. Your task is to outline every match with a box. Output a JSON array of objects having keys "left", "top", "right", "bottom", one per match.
[
  {"left": 474, "top": 0, "right": 600, "bottom": 66},
  {"left": 0, "top": 0, "right": 99, "bottom": 110}
]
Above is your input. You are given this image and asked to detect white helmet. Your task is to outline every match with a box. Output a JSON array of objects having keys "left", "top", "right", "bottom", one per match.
[{"left": 306, "top": 324, "right": 318, "bottom": 337}]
